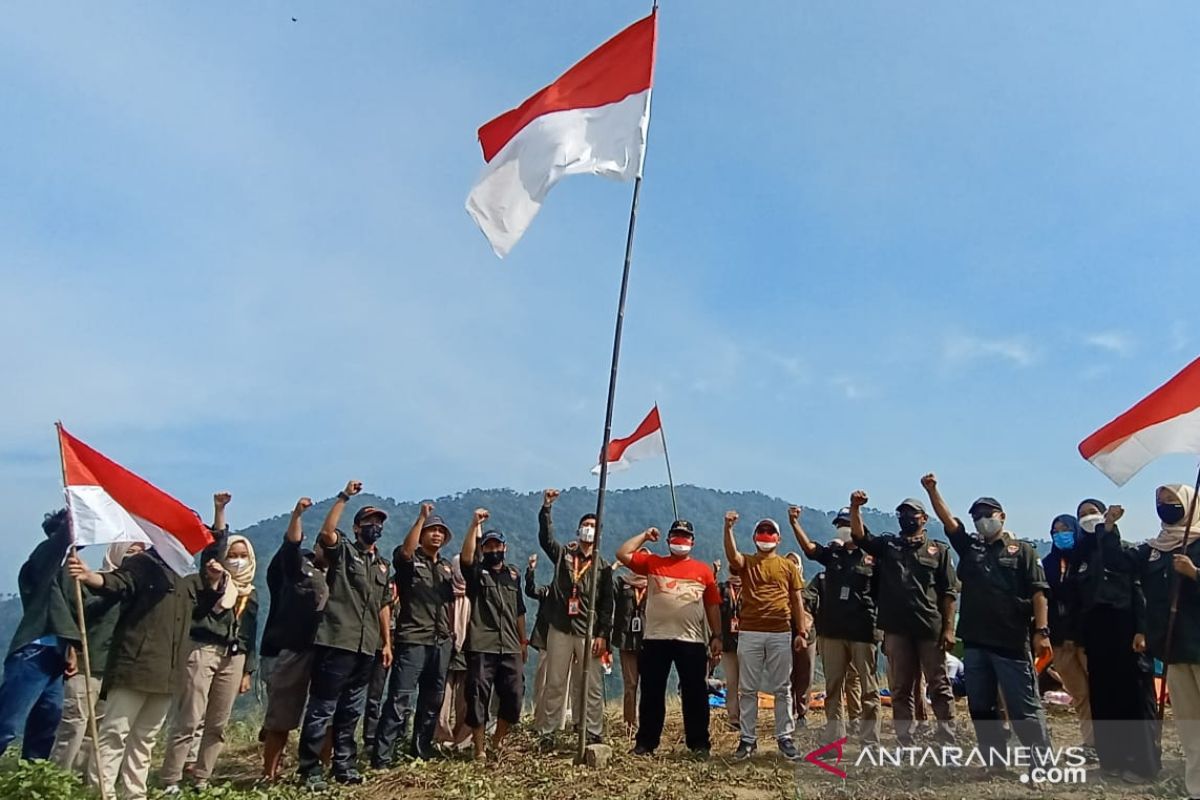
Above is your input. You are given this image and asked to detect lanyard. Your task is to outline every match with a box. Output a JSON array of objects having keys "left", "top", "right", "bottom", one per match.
[
  {"left": 633, "top": 586, "right": 646, "bottom": 607},
  {"left": 728, "top": 586, "right": 740, "bottom": 607},
  {"left": 570, "top": 553, "right": 593, "bottom": 585}
]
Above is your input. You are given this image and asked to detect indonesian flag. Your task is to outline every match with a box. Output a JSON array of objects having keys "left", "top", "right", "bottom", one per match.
[
  {"left": 592, "top": 405, "right": 665, "bottom": 475},
  {"left": 1079, "top": 356, "right": 1200, "bottom": 486},
  {"left": 58, "top": 425, "right": 213, "bottom": 576},
  {"left": 466, "top": 11, "right": 657, "bottom": 257}
]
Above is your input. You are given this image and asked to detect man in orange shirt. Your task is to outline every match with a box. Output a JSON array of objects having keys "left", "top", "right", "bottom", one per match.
[{"left": 723, "top": 511, "right": 808, "bottom": 761}]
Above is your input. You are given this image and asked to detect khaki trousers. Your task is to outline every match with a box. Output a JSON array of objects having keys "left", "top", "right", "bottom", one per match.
[
  {"left": 820, "top": 637, "right": 880, "bottom": 741},
  {"left": 620, "top": 650, "right": 640, "bottom": 727},
  {"left": 723, "top": 652, "right": 740, "bottom": 722},
  {"left": 1169, "top": 663, "right": 1200, "bottom": 799},
  {"left": 159, "top": 643, "right": 246, "bottom": 784},
  {"left": 534, "top": 627, "right": 602, "bottom": 736},
  {"left": 845, "top": 659, "right": 863, "bottom": 721},
  {"left": 1054, "top": 640, "right": 1094, "bottom": 747},
  {"left": 51, "top": 673, "right": 104, "bottom": 772},
  {"left": 532, "top": 648, "right": 572, "bottom": 729},
  {"left": 89, "top": 688, "right": 172, "bottom": 800}
]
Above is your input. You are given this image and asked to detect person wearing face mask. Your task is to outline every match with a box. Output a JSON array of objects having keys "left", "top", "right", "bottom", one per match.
[
  {"left": 460, "top": 509, "right": 527, "bottom": 762},
  {"left": 533, "top": 489, "right": 614, "bottom": 748},
  {"left": 784, "top": 552, "right": 818, "bottom": 729},
  {"left": 617, "top": 521, "right": 723, "bottom": 757},
  {"left": 371, "top": 503, "right": 455, "bottom": 765},
  {"left": 921, "top": 474, "right": 1053, "bottom": 772},
  {"left": 611, "top": 548, "right": 651, "bottom": 738},
  {"left": 789, "top": 505, "right": 880, "bottom": 744},
  {"left": 718, "top": 568, "right": 743, "bottom": 730},
  {"left": 1134, "top": 485, "right": 1200, "bottom": 796},
  {"left": 723, "top": 511, "right": 807, "bottom": 761},
  {"left": 296, "top": 481, "right": 393, "bottom": 791},
  {"left": 160, "top": 527, "right": 259, "bottom": 794},
  {"left": 1067, "top": 500, "right": 1158, "bottom": 783},
  {"left": 850, "top": 489, "right": 958, "bottom": 747},
  {"left": 524, "top": 554, "right": 575, "bottom": 732},
  {"left": 1040, "top": 514, "right": 1095, "bottom": 761}
]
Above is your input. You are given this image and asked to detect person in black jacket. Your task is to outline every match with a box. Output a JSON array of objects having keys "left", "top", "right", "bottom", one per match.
[
  {"left": 0, "top": 509, "right": 82, "bottom": 760},
  {"left": 611, "top": 552, "right": 649, "bottom": 737},
  {"left": 1042, "top": 512, "right": 1094, "bottom": 759},
  {"left": 160, "top": 495, "right": 259, "bottom": 793}
]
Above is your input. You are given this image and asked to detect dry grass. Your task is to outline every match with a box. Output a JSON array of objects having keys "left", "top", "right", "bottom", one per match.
[{"left": 204, "top": 699, "right": 1191, "bottom": 800}]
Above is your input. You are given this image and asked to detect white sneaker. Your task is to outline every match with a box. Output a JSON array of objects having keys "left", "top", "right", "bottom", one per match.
[{"left": 162, "top": 786, "right": 182, "bottom": 796}]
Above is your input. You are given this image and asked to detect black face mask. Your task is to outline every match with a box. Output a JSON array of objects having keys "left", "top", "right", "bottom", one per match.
[
  {"left": 1158, "top": 503, "right": 1187, "bottom": 526},
  {"left": 358, "top": 523, "right": 384, "bottom": 546},
  {"left": 898, "top": 515, "right": 922, "bottom": 536},
  {"left": 482, "top": 550, "right": 506, "bottom": 569}
]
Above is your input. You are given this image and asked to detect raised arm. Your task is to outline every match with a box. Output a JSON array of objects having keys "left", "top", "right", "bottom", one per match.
[
  {"left": 461, "top": 508, "right": 488, "bottom": 567},
  {"left": 319, "top": 480, "right": 362, "bottom": 549},
  {"left": 616, "top": 528, "right": 659, "bottom": 566},
  {"left": 538, "top": 488, "right": 563, "bottom": 560},
  {"left": 524, "top": 554, "right": 539, "bottom": 599},
  {"left": 286, "top": 497, "right": 313, "bottom": 544},
  {"left": 788, "top": 506, "right": 818, "bottom": 557},
  {"left": 401, "top": 502, "right": 435, "bottom": 561},
  {"left": 212, "top": 491, "right": 232, "bottom": 533},
  {"left": 723, "top": 511, "right": 746, "bottom": 572},
  {"left": 921, "top": 473, "right": 956, "bottom": 531},
  {"left": 849, "top": 491, "right": 869, "bottom": 543}
]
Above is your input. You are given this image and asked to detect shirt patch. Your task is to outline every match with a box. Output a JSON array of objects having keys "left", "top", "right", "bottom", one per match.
[
  {"left": 1079, "top": 562, "right": 1089, "bottom": 571},
  {"left": 863, "top": 555, "right": 875, "bottom": 566},
  {"left": 1150, "top": 549, "right": 1162, "bottom": 561},
  {"left": 927, "top": 545, "right": 939, "bottom": 556}
]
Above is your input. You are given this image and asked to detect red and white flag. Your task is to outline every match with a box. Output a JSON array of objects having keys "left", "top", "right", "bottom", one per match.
[
  {"left": 593, "top": 405, "right": 666, "bottom": 475},
  {"left": 1079, "top": 356, "right": 1200, "bottom": 485},
  {"left": 59, "top": 425, "right": 213, "bottom": 576},
  {"left": 466, "top": 11, "right": 657, "bottom": 257}
]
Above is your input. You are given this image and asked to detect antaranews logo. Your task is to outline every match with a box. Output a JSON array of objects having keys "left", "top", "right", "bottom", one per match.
[{"left": 801, "top": 739, "right": 1088, "bottom": 786}]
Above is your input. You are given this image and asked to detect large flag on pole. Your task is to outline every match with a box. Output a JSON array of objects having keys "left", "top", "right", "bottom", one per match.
[
  {"left": 592, "top": 405, "right": 665, "bottom": 474},
  {"left": 466, "top": 11, "right": 657, "bottom": 257},
  {"left": 58, "top": 425, "right": 213, "bottom": 576},
  {"left": 1079, "top": 356, "right": 1200, "bottom": 485}
]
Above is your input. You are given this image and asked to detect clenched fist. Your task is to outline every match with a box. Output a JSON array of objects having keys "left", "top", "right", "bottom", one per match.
[
  {"left": 474, "top": 508, "right": 491, "bottom": 524},
  {"left": 788, "top": 506, "right": 802, "bottom": 524},
  {"left": 214, "top": 492, "right": 232, "bottom": 509},
  {"left": 421, "top": 502, "right": 435, "bottom": 518},
  {"left": 543, "top": 488, "right": 561, "bottom": 507},
  {"left": 644, "top": 527, "right": 660, "bottom": 543},
  {"left": 850, "top": 490, "right": 868, "bottom": 508},
  {"left": 343, "top": 481, "right": 363, "bottom": 497},
  {"left": 295, "top": 497, "right": 313, "bottom": 514},
  {"left": 921, "top": 474, "right": 938, "bottom": 492},
  {"left": 724, "top": 511, "right": 739, "bottom": 528}
]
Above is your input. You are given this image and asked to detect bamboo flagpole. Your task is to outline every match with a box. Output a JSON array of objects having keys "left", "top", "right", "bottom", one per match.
[
  {"left": 656, "top": 402, "right": 679, "bottom": 522},
  {"left": 56, "top": 422, "right": 108, "bottom": 800}
]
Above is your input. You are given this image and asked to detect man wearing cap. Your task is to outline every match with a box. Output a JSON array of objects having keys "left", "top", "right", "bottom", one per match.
[
  {"left": 372, "top": 503, "right": 456, "bottom": 765},
  {"left": 723, "top": 511, "right": 807, "bottom": 761},
  {"left": 849, "top": 489, "right": 958, "bottom": 747},
  {"left": 921, "top": 474, "right": 1053, "bottom": 767},
  {"left": 460, "top": 509, "right": 526, "bottom": 761},
  {"left": 617, "top": 520, "right": 722, "bottom": 757},
  {"left": 534, "top": 489, "right": 614, "bottom": 746},
  {"left": 789, "top": 505, "right": 881, "bottom": 743},
  {"left": 296, "top": 481, "right": 393, "bottom": 790}
]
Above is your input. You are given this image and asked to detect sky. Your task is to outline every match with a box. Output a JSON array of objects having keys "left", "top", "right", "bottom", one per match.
[{"left": 2, "top": 2, "right": 1199, "bottom": 591}]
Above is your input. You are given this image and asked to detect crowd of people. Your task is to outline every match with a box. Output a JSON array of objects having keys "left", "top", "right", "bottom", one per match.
[{"left": 2, "top": 476, "right": 1200, "bottom": 799}]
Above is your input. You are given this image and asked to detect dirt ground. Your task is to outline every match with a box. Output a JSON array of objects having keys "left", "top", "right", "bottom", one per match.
[{"left": 210, "top": 700, "right": 1191, "bottom": 800}]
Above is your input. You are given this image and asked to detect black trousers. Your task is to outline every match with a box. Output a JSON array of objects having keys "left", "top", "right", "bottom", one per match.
[
  {"left": 636, "top": 639, "right": 710, "bottom": 752},
  {"left": 372, "top": 640, "right": 452, "bottom": 764},
  {"left": 465, "top": 651, "right": 523, "bottom": 726},
  {"left": 1082, "top": 607, "right": 1161, "bottom": 778},
  {"left": 360, "top": 652, "right": 388, "bottom": 750},
  {"left": 297, "top": 646, "right": 375, "bottom": 777}
]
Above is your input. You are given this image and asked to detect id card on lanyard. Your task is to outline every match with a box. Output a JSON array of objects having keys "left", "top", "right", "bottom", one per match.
[
  {"left": 568, "top": 554, "right": 592, "bottom": 617},
  {"left": 630, "top": 586, "right": 646, "bottom": 633}
]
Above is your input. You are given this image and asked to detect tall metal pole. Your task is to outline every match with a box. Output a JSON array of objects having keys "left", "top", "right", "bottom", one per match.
[
  {"left": 57, "top": 423, "right": 108, "bottom": 800},
  {"left": 1157, "top": 462, "right": 1200, "bottom": 721},
  {"left": 656, "top": 403, "right": 679, "bottom": 521}
]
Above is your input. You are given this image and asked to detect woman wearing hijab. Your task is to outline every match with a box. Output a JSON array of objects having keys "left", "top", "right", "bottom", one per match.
[
  {"left": 1078, "top": 498, "right": 1158, "bottom": 783},
  {"left": 611, "top": 552, "right": 650, "bottom": 737},
  {"left": 435, "top": 553, "right": 473, "bottom": 750},
  {"left": 1137, "top": 485, "right": 1200, "bottom": 798},
  {"left": 1042, "top": 514, "right": 1094, "bottom": 759},
  {"left": 159, "top": 534, "right": 259, "bottom": 793}
]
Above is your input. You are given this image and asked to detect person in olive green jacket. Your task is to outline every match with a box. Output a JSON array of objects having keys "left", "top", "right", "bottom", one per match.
[
  {"left": 0, "top": 509, "right": 82, "bottom": 761},
  {"left": 68, "top": 494, "right": 225, "bottom": 800}
]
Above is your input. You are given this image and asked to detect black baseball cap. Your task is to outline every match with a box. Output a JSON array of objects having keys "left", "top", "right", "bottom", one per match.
[
  {"left": 353, "top": 506, "right": 388, "bottom": 525},
  {"left": 422, "top": 514, "right": 453, "bottom": 542},
  {"left": 480, "top": 529, "right": 506, "bottom": 545},
  {"left": 969, "top": 497, "right": 1004, "bottom": 517},
  {"left": 834, "top": 507, "right": 852, "bottom": 525},
  {"left": 896, "top": 498, "right": 927, "bottom": 515},
  {"left": 668, "top": 519, "right": 695, "bottom": 537}
]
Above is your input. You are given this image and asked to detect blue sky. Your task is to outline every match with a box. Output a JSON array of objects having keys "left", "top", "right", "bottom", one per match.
[{"left": 2, "top": 2, "right": 1199, "bottom": 590}]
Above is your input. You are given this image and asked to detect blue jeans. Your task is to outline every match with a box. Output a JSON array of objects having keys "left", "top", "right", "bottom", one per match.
[
  {"left": 371, "top": 640, "right": 451, "bottom": 765},
  {"left": 297, "top": 646, "right": 374, "bottom": 778},
  {"left": 964, "top": 646, "right": 1051, "bottom": 763},
  {"left": 0, "top": 643, "right": 67, "bottom": 759}
]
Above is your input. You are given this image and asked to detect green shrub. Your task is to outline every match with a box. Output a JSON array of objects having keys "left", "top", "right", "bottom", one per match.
[{"left": 0, "top": 759, "right": 96, "bottom": 800}]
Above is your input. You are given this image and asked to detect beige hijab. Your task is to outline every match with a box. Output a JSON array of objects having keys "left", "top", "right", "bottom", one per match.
[
  {"left": 1148, "top": 484, "right": 1200, "bottom": 553},
  {"left": 102, "top": 542, "right": 138, "bottom": 572},
  {"left": 215, "top": 535, "right": 257, "bottom": 613}
]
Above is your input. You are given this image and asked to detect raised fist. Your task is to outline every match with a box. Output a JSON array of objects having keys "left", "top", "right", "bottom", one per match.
[
  {"left": 474, "top": 508, "right": 490, "bottom": 524},
  {"left": 724, "top": 511, "right": 739, "bottom": 528},
  {"left": 421, "top": 502, "right": 435, "bottom": 518},
  {"left": 205, "top": 558, "right": 226, "bottom": 581},
  {"left": 788, "top": 506, "right": 802, "bottom": 524},
  {"left": 1105, "top": 505, "right": 1125, "bottom": 526},
  {"left": 921, "top": 474, "right": 938, "bottom": 492},
  {"left": 344, "top": 480, "right": 363, "bottom": 497},
  {"left": 850, "top": 490, "right": 868, "bottom": 508},
  {"left": 528, "top": 554, "right": 538, "bottom": 569},
  {"left": 543, "top": 489, "right": 561, "bottom": 506},
  {"left": 214, "top": 492, "right": 232, "bottom": 509},
  {"left": 644, "top": 527, "right": 660, "bottom": 542},
  {"left": 295, "top": 497, "right": 313, "bottom": 514}
]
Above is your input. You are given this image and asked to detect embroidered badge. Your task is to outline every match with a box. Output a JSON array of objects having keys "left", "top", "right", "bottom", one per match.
[
  {"left": 927, "top": 545, "right": 938, "bottom": 556},
  {"left": 1079, "top": 562, "right": 1089, "bottom": 572},
  {"left": 1150, "top": 549, "right": 1162, "bottom": 561},
  {"left": 863, "top": 555, "right": 875, "bottom": 566}
]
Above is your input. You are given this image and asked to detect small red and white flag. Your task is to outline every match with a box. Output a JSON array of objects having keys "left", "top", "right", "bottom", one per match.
[
  {"left": 58, "top": 424, "right": 213, "bottom": 576},
  {"left": 1079, "top": 356, "right": 1200, "bottom": 485},
  {"left": 593, "top": 405, "right": 666, "bottom": 475},
  {"left": 466, "top": 11, "right": 657, "bottom": 257}
]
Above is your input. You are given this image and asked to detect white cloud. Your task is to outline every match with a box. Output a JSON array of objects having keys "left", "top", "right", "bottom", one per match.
[
  {"left": 1083, "top": 331, "right": 1135, "bottom": 357},
  {"left": 942, "top": 334, "right": 1037, "bottom": 368}
]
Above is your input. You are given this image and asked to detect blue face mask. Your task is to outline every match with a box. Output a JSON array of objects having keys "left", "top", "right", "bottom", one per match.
[{"left": 1052, "top": 531, "right": 1075, "bottom": 551}]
